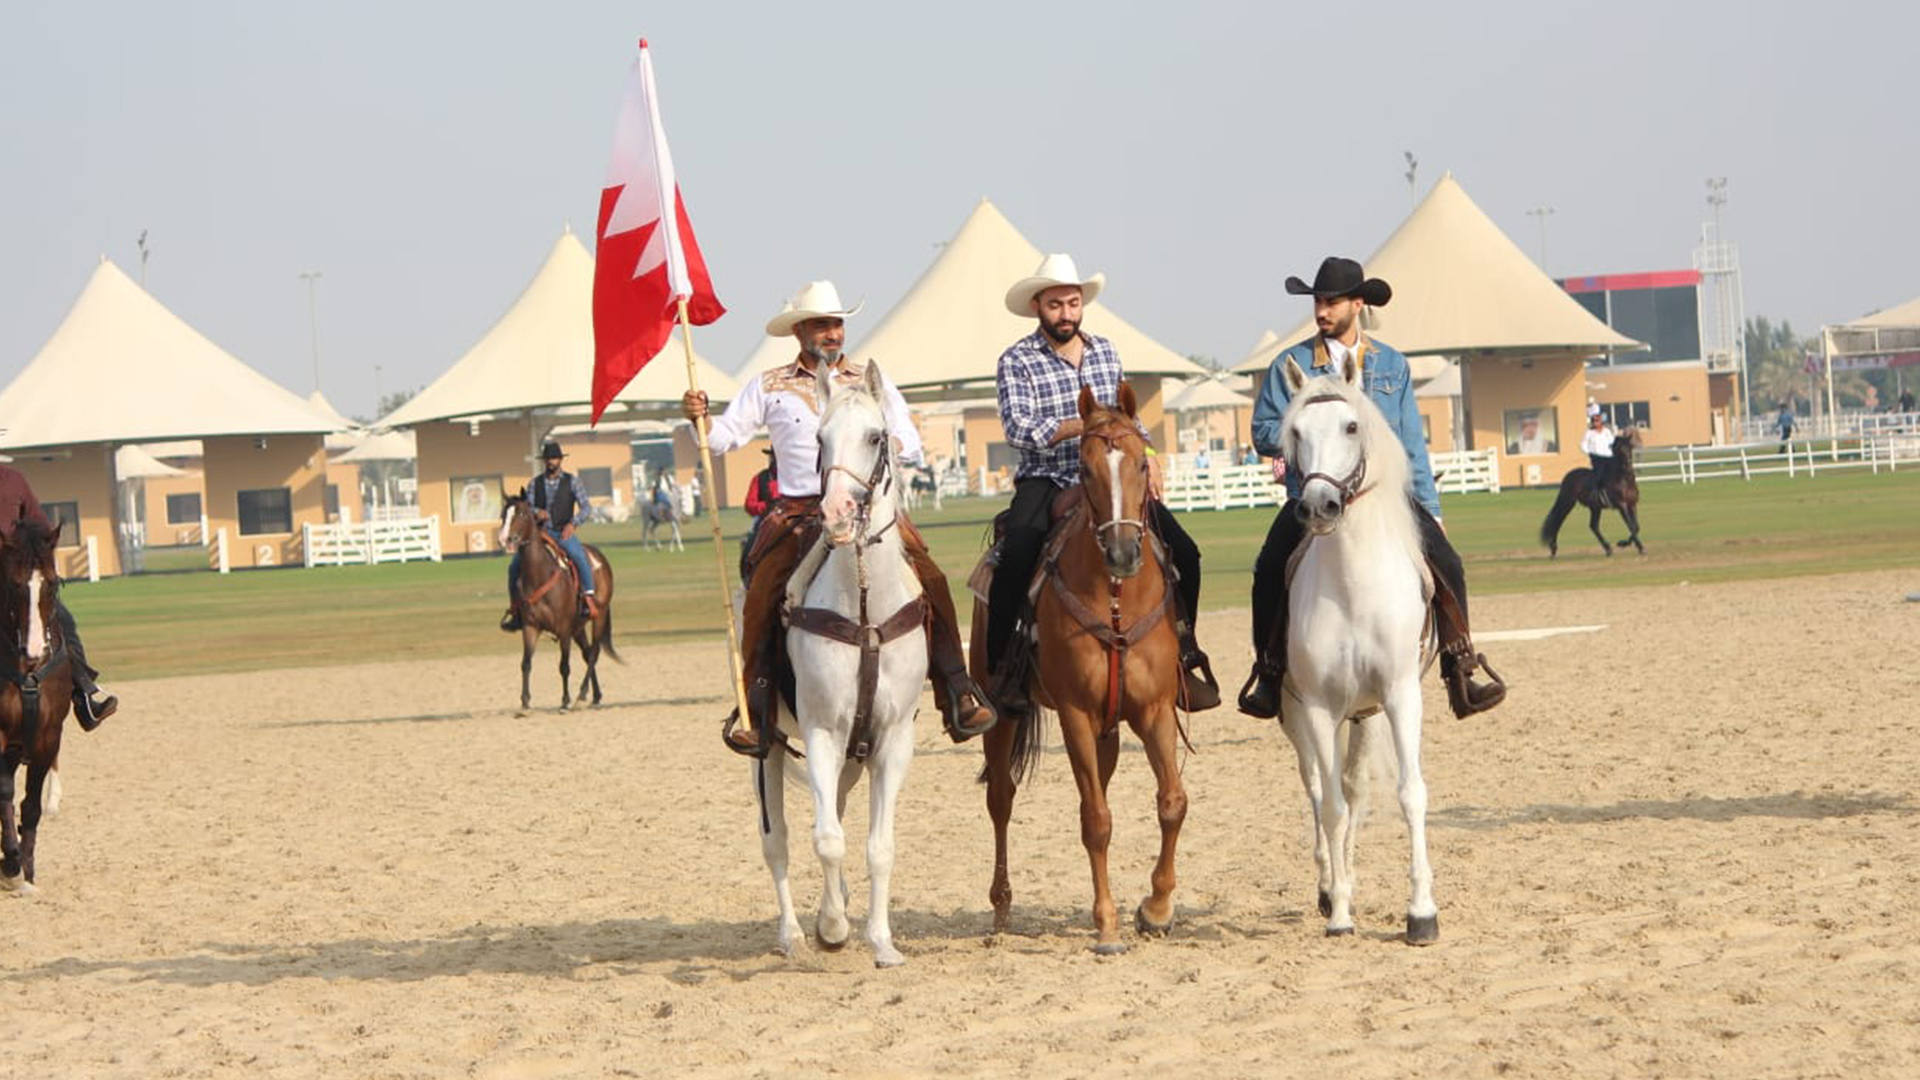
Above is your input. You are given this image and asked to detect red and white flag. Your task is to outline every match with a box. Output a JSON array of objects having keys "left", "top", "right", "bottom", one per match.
[{"left": 591, "top": 38, "right": 724, "bottom": 423}]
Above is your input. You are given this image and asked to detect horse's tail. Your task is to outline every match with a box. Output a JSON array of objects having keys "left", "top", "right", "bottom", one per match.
[
  {"left": 977, "top": 705, "right": 1047, "bottom": 785},
  {"left": 596, "top": 604, "right": 623, "bottom": 664},
  {"left": 1539, "top": 474, "right": 1584, "bottom": 547}
]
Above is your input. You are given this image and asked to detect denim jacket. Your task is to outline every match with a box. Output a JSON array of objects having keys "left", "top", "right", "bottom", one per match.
[{"left": 1250, "top": 335, "right": 1441, "bottom": 519}]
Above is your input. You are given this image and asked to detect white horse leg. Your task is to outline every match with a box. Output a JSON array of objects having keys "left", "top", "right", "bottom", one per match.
[
  {"left": 757, "top": 747, "right": 804, "bottom": 957},
  {"left": 1302, "top": 705, "right": 1355, "bottom": 935},
  {"left": 42, "top": 767, "right": 60, "bottom": 818},
  {"left": 1280, "top": 704, "right": 1333, "bottom": 918},
  {"left": 803, "top": 725, "right": 852, "bottom": 950},
  {"left": 865, "top": 725, "right": 914, "bottom": 968},
  {"left": 1386, "top": 679, "right": 1439, "bottom": 944}
]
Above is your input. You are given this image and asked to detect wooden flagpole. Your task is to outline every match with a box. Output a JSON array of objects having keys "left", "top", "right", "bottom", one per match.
[{"left": 676, "top": 297, "right": 751, "bottom": 728}]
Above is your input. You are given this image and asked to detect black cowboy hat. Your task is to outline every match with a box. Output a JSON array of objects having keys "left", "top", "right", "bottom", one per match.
[
  {"left": 1285, "top": 256, "right": 1392, "bottom": 307},
  {"left": 539, "top": 441, "right": 566, "bottom": 460}
]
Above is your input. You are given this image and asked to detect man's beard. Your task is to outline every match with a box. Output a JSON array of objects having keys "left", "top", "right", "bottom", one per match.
[
  {"left": 1042, "top": 318, "right": 1079, "bottom": 345},
  {"left": 804, "top": 341, "right": 842, "bottom": 365},
  {"left": 1318, "top": 312, "right": 1354, "bottom": 340}
]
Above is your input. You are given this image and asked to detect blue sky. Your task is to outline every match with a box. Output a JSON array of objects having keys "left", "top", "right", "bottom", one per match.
[{"left": 3, "top": 1, "right": 1911, "bottom": 420}]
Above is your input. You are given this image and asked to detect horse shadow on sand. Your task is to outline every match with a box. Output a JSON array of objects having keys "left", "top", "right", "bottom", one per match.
[
  {"left": 255, "top": 693, "right": 728, "bottom": 729},
  {"left": 1429, "top": 790, "right": 1912, "bottom": 831}
]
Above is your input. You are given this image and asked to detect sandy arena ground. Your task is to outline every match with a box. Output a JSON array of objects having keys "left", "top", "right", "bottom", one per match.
[{"left": 5, "top": 568, "right": 1919, "bottom": 1079}]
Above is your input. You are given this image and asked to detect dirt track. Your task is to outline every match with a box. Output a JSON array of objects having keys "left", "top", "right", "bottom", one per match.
[{"left": 5, "top": 569, "right": 1919, "bottom": 1079}]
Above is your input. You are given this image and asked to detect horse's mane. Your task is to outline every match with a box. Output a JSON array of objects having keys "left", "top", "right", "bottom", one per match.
[{"left": 1280, "top": 372, "right": 1422, "bottom": 559}]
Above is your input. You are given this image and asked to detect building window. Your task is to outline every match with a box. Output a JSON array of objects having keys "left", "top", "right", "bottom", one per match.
[
  {"left": 1604, "top": 401, "right": 1652, "bottom": 430},
  {"left": 166, "top": 492, "right": 202, "bottom": 524},
  {"left": 238, "top": 488, "right": 293, "bottom": 535},
  {"left": 42, "top": 501, "right": 79, "bottom": 541},
  {"left": 324, "top": 483, "right": 341, "bottom": 518},
  {"left": 450, "top": 475, "right": 503, "bottom": 524},
  {"left": 1503, "top": 407, "right": 1560, "bottom": 455},
  {"left": 578, "top": 466, "right": 614, "bottom": 500}
]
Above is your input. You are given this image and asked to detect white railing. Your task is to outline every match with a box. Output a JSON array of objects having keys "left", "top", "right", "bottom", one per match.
[
  {"left": 1160, "top": 447, "right": 1500, "bottom": 512},
  {"left": 1634, "top": 434, "right": 1919, "bottom": 484},
  {"left": 303, "top": 517, "right": 443, "bottom": 567},
  {"left": 1733, "top": 409, "right": 1919, "bottom": 444}
]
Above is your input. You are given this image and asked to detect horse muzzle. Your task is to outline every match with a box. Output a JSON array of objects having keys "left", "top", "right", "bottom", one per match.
[{"left": 1097, "top": 526, "right": 1144, "bottom": 579}]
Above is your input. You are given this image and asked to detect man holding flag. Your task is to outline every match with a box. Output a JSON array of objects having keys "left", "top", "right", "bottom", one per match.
[{"left": 684, "top": 283, "right": 998, "bottom": 755}]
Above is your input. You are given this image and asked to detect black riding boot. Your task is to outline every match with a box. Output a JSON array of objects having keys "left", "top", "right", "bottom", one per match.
[
  {"left": 1238, "top": 508, "right": 1305, "bottom": 718},
  {"left": 1416, "top": 507, "right": 1507, "bottom": 717},
  {"left": 55, "top": 604, "right": 116, "bottom": 730},
  {"left": 1150, "top": 502, "right": 1220, "bottom": 711}
]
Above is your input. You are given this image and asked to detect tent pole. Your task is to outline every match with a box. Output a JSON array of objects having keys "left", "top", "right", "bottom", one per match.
[{"left": 677, "top": 298, "right": 751, "bottom": 729}]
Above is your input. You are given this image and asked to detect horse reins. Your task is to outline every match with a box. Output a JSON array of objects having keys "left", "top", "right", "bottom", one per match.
[{"left": 786, "top": 439, "right": 921, "bottom": 761}]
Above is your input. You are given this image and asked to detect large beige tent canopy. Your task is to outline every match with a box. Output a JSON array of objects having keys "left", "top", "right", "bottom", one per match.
[
  {"left": 852, "top": 200, "right": 1210, "bottom": 392},
  {"left": 1828, "top": 293, "right": 1920, "bottom": 357},
  {"left": 0, "top": 258, "right": 342, "bottom": 450},
  {"left": 1235, "top": 174, "right": 1637, "bottom": 372},
  {"left": 378, "top": 230, "right": 739, "bottom": 428}
]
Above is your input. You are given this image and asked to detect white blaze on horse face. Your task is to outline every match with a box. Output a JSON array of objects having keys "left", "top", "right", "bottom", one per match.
[
  {"left": 26, "top": 569, "right": 46, "bottom": 661},
  {"left": 1106, "top": 447, "right": 1125, "bottom": 525}
]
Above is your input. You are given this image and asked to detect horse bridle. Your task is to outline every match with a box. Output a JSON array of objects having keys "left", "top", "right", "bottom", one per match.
[
  {"left": 1293, "top": 391, "right": 1373, "bottom": 509},
  {"left": 1080, "top": 421, "right": 1150, "bottom": 563},
  {"left": 819, "top": 433, "right": 898, "bottom": 547}
]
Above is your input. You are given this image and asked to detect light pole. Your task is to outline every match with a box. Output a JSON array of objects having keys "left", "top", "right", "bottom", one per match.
[
  {"left": 1526, "top": 207, "right": 1555, "bottom": 273},
  {"left": 299, "top": 270, "right": 323, "bottom": 394}
]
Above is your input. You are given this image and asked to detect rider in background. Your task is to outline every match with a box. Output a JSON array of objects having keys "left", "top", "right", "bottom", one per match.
[
  {"left": 500, "top": 440, "right": 597, "bottom": 631},
  {"left": 0, "top": 461, "right": 118, "bottom": 729}
]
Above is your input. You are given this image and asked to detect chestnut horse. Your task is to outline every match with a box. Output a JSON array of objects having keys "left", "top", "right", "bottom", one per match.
[
  {"left": 1, "top": 519, "right": 75, "bottom": 893},
  {"left": 971, "top": 383, "right": 1189, "bottom": 954},
  {"left": 499, "top": 495, "right": 620, "bottom": 711}
]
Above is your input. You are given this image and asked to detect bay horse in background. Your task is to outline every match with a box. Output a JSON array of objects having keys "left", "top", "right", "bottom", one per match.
[
  {"left": 756, "top": 361, "right": 928, "bottom": 967},
  {"left": 1, "top": 519, "right": 76, "bottom": 893},
  {"left": 1272, "top": 353, "right": 1442, "bottom": 943},
  {"left": 1540, "top": 427, "right": 1646, "bottom": 557},
  {"left": 499, "top": 495, "right": 620, "bottom": 712},
  {"left": 969, "top": 383, "right": 1189, "bottom": 954}
]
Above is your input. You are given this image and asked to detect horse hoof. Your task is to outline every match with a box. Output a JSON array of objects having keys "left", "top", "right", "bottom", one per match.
[
  {"left": 1318, "top": 890, "right": 1333, "bottom": 918},
  {"left": 2, "top": 875, "right": 33, "bottom": 896},
  {"left": 1325, "top": 925, "right": 1354, "bottom": 938},
  {"left": 873, "top": 947, "right": 906, "bottom": 969},
  {"left": 1092, "top": 941, "right": 1128, "bottom": 956},
  {"left": 1134, "top": 903, "right": 1173, "bottom": 937},
  {"left": 1406, "top": 913, "right": 1440, "bottom": 945}
]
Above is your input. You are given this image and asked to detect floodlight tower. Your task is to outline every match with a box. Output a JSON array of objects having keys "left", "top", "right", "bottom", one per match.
[{"left": 1695, "top": 178, "right": 1750, "bottom": 421}]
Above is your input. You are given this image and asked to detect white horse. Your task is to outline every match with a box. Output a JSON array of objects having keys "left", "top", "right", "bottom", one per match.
[
  {"left": 756, "top": 360, "right": 928, "bottom": 967},
  {"left": 1274, "top": 352, "right": 1440, "bottom": 944}
]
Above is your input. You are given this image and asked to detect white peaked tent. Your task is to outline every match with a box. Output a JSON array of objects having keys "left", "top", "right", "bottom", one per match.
[
  {"left": 852, "top": 200, "right": 1211, "bottom": 391},
  {"left": 378, "top": 230, "right": 738, "bottom": 428},
  {"left": 0, "top": 258, "right": 342, "bottom": 450},
  {"left": 1235, "top": 174, "right": 1637, "bottom": 372},
  {"left": 308, "top": 390, "right": 356, "bottom": 431}
]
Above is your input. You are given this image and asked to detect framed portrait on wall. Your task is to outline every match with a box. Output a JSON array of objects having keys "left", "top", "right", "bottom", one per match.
[
  {"left": 1503, "top": 408, "right": 1559, "bottom": 455},
  {"left": 450, "top": 475, "right": 503, "bottom": 524}
]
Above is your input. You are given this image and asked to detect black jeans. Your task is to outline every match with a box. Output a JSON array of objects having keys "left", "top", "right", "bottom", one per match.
[
  {"left": 53, "top": 601, "right": 100, "bottom": 694},
  {"left": 1250, "top": 500, "right": 1465, "bottom": 656},
  {"left": 985, "top": 478, "right": 1204, "bottom": 671}
]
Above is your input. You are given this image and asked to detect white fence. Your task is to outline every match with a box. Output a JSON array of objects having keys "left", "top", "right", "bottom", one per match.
[
  {"left": 303, "top": 517, "right": 443, "bottom": 567},
  {"left": 1634, "top": 433, "right": 1920, "bottom": 484},
  {"left": 1160, "top": 448, "right": 1501, "bottom": 512}
]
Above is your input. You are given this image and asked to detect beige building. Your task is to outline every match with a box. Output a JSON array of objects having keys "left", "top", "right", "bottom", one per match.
[
  {"left": 1585, "top": 361, "right": 1716, "bottom": 447},
  {"left": 0, "top": 259, "right": 342, "bottom": 575}
]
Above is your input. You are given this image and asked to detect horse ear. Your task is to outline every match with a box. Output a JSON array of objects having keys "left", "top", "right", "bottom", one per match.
[
  {"left": 862, "top": 359, "right": 883, "bottom": 399},
  {"left": 814, "top": 358, "right": 834, "bottom": 407},
  {"left": 50, "top": 520, "right": 62, "bottom": 547},
  {"left": 1283, "top": 355, "right": 1308, "bottom": 393},
  {"left": 1341, "top": 350, "right": 1361, "bottom": 387},
  {"left": 1078, "top": 385, "right": 1098, "bottom": 421},
  {"left": 1117, "top": 380, "right": 1137, "bottom": 418}
]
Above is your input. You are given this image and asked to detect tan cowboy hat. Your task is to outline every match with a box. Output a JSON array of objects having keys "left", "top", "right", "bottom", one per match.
[
  {"left": 765, "top": 280, "right": 865, "bottom": 336},
  {"left": 1004, "top": 253, "right": 1106, "bottom": 317}
]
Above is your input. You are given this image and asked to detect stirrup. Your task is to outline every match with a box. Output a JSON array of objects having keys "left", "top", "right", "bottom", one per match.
[
  {"left": 1179, "top": 648, "right": 1222, "bottom": 711},
  {"left": 499, "top": 606, "right": 523, "bottom": 632},
  {"left": 721, "top": 708, "right": 770, "bottom": 760},
  {"left": 942, "top": 681, "right": 999, "bottom": 743},
  {"left": 1235, "top": 661, "right": 1282, "bottom": 720},
  {"left": 75, "top": 690, "right": 117, "bottom": 731},
  {"left": 1444, "top": 652, "right": 1507, "bottom": 717}
]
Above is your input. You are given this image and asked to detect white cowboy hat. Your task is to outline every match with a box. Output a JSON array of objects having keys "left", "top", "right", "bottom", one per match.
[
  {"left": 765, "top": 280, "right": 865, "bottom": 337},
  {"left": 1003, "top": 253, "right": 1105, "bottom": 317}
]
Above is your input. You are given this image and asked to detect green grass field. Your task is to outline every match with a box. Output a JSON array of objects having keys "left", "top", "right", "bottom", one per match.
[{"left": 63, "top": 470, "right": 1920, "bottom": 681}]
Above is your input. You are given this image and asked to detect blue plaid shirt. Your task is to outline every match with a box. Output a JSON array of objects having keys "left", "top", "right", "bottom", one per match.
[{"left": 996, "top": 330, "right": 1124, "bottom": 487}]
